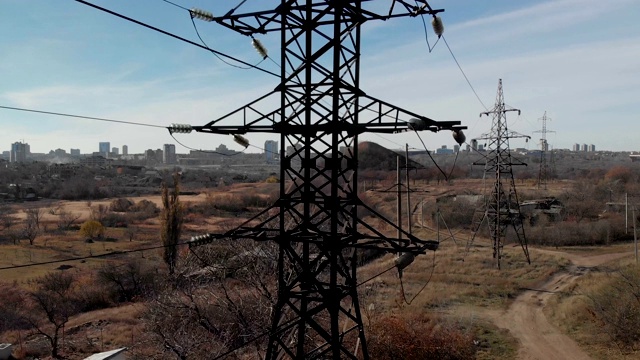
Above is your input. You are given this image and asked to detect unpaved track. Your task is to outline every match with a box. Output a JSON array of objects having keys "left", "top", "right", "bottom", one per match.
[{"left": 490, "top": 249, "right": 630, "bottom": 360}]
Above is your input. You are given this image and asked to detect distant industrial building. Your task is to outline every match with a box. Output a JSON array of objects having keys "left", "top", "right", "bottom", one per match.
[
  {"left": 10, "top": 142, "right": 29, "bottom": 163},
  {"left": 163, "top": 144, "right": 177, "bottom": 164},
  {"left": 265, "top": 140, "right": 279, "bottom": 163},
  {"left": 99, "top": 142, "right": 110, "bottom": 156}
]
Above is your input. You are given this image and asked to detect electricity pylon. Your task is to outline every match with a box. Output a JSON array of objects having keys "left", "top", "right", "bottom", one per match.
[
  {"left": 184, "top": 1, "right": 464, "bottom": 359},
  {"left": 468, "top": 79, "right": 530, "bottom": 269},
  {"left": 534, "top": 111, "right": 554, "bottom": 190}
]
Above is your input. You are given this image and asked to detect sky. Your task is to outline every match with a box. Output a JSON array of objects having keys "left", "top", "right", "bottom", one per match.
[{"left": 0, "top": 0, "right": 638, "bottom": 155}]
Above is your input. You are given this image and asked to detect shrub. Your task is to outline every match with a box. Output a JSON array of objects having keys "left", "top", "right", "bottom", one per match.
[
  {"left": 79, "top": 220, "right": 105, "bottom": 240},
  {"left": 367, "top": 314, "right": 476, "bottom": 360},
  {"left": 109, "top": 198, "right": 134, "bottom": 212},
  {"left": 586, "top": 266, "right": 640, "bottom": 349}
]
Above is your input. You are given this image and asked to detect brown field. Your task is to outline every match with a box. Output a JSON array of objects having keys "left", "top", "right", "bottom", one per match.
[{"left": 1, "top": 179, "right": 638, "bottom": 359}]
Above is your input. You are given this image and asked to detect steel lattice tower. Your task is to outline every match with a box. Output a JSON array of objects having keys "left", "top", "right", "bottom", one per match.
[
  {"left": 186, "top": 1, "right": 464, "bottom": 359},
  {"left": 534, "top": 111, "right": 553, "bottom": 190},
  {"left": 468, "top": 79, "right": 530, "bottom": 269}
]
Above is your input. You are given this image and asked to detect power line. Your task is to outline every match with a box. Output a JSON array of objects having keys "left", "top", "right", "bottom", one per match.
[
  {"left": 169, "top": 132, "right": 247, "bottom": 156},
  {"left": 442, "top": 36, "right": 488, "bottom": 111},
  {"left": 0, "top": 240, "right": 192, "bottom": 271},
  {"left": 399, "top": 249, "right": 437, "bottom": 305},
  {"left": 0, "top": 105, "right": 166, "bottom": 129},
  {"left": 190, "top": 16, "right": 266, "bottom": 70},
  {"left": 159, "top": 0, "right": 189, "bottom": 11},
  {"left": 73, "top": 0, "right": 278, "bottom": 78}
]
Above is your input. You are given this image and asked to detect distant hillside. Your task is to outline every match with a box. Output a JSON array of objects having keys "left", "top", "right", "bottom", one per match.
[{"left": 358, "top": 141, "right": 420, "bottom": 170}]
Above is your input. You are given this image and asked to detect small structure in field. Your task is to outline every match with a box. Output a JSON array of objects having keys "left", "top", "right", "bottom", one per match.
[{"left": 84, "top": 347, "right": 127, "bottom": 360}]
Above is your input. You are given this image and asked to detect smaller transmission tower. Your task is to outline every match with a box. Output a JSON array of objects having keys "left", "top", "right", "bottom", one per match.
[
  {"left": 534, "top": 111, "right": 554, "bottom": 190},
  {"left": 468, "top": 79, "right": 530, "bottom": 269}
]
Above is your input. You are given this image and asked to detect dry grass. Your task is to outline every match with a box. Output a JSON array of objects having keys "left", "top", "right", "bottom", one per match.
[
  {"left": 0, "top": 179, "right": 627, "bottom": 358},
  {"left": 356, "top": 235, "right": 565, "bottom": 360},
  {"left": 545, "top": 257, "right": 640, "bottom": 360}
]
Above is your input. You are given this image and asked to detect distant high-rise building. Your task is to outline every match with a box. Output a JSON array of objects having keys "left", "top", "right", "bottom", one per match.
[
  {"left": 70, "top": 148, "right": 81, "bottom": 156},
  {"left": 163, "top": 144, "right": 177, "bottom": 164},
  {"left": 581, "top": 144, "right": 588, "bottom": 152},
  {"left": 572, "top": 143, "right": 580, "bottom": 152},
  {"left": 265, "top": 140, "right": 279, "bottom": 163},
  {"left": 99, "top": 142, "right": 110, "bottom": 156},
  {"left": 453, "top": 144, "right": 460, "bottom": 153},
  {"left": 122, "top": 145, "right": 128, "bottom": 156},
  {"left": 470, "top": 139, "right": 478, "bottom": 151},
  {"left": 10, "top": 142, "right": 28, "bottom": 163},
  {"left": 111, "top": 147, "right": 119, "bottom": 156},
  {"left": 588, "top": 144, "right": 596, "bottom": 152}
]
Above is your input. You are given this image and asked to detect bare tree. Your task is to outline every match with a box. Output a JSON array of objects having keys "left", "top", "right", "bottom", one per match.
[
  {"left": 57, "top": 210, "right": 81, "bottom": 231},
  {"left": 23, "top": 213, "right": 40, "bottom": 246},
  {"left": 125, "top": 225, "right": 138, "bottom": 242},
  {"left": 97, "top": 260, "right": 155, "bottom": 302},
  {"left": 24, "top": 207, "right": 44, "bottom": 229},
  {"left": 161, "top": 174, "right": 183, "bottom": 275},
  {"left": 24, "top": 272, "right": 78, "bottom": 359},
  {"left": 90, "top": 204, "right": 109, "bottom": 223}
]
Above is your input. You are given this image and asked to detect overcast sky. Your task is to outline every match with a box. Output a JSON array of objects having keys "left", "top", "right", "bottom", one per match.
[{"left": 0, "top": 0, "right": 638, "bottom": 155}]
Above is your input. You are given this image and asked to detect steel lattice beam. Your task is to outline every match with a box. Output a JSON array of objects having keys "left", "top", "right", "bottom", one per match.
[
  {"left": 468, "top": 79, "right": 530, "bottom": 269},
  {"left": 188, "top": 1, "right": 463, "bottom": 358}
]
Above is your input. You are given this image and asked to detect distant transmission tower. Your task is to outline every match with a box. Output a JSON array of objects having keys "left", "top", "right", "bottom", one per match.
[
  {"left": 468, "top": 79, "right": 530, "bottom": 269},
  {"left": 534, "top": 111, "right": 554, "bottom": 190},
  {"left": 183, "top": 1, "right": 464, "bottom": 359}
]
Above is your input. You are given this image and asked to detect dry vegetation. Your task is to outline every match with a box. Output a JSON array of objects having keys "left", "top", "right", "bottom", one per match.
[{"left": 1, "top": 157, "right": 640, "bottom": 358}]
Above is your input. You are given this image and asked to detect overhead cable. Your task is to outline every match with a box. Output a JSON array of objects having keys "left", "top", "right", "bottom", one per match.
[{"left": 73, "top": 0, "right": 278, "bottom": 78}]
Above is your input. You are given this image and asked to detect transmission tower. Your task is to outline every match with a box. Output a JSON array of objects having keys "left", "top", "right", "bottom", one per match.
[
  {"left": 468, "top": 79, "right": 530, "bottom": 269},
  {"left": 534, "top": 111, "right": 554, "bottom": 189},
  {"left": 183, "top": 2, "right": 464, "bottom": 359}
]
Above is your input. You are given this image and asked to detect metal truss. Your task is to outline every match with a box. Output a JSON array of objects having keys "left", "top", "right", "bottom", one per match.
[
  {"left": 188, "top": 1, "right": 464, "bottom": 358},
  {"left": 468, "top": 79, "right": 530, "bottom": 269}
]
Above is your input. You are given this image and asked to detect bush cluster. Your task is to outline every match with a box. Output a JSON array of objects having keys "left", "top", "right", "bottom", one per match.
[{"left": 367, "top": 314, "right": 476, "bottom": 360}]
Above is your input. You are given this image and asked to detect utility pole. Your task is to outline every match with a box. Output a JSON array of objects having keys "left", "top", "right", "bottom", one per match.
[
  {"left": 185, "top": 2, "right": 465, "bottom": 359},
  {"left": 468, "top": 79, "right": 530, "bottom": 269},
  {"left": 397, "top": 156, "right": 402, "bottom": 241},
  {"left": 406, "top": 144, "right": 413, "bottom": 235},
  {"left": 534, "top": 111, "right": 554, "bottom": 190}
]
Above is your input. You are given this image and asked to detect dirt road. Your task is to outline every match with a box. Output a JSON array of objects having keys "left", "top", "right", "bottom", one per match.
[{"left": 489, "top": 249, "right": 631, "bottom": 360}]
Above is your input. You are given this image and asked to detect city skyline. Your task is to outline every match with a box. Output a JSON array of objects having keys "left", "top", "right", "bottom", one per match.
[{"left": 0, "top": 1, "right": 638, "bottom": 153}]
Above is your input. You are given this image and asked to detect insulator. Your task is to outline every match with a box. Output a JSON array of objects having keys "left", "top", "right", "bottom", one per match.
[
  {"left": 251, "top": 38, "right": 268, "bottom": 59},
  {"left": 189, "top": 234, "right": 212, "bottom": 247},
  {"left": 407, "top": 117, "right": 426, "bottom": 131},
  {"left": 452, "top": 129, "right": 466, "bottom": 145},
  {"left": 394, "top": 253, "right": 416, "bottom": 271},
  {"left": 431, "top": 16, "right": 444, "bottom": 38},
  {"left": 190, "top": 8, "right": 214, "bottom": 22},
  {"left": 233, "top": 134, "right": 250, "bottom": 148},
  {"left": 170, "top": 123, "right": 193, "bottom": 134}
]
